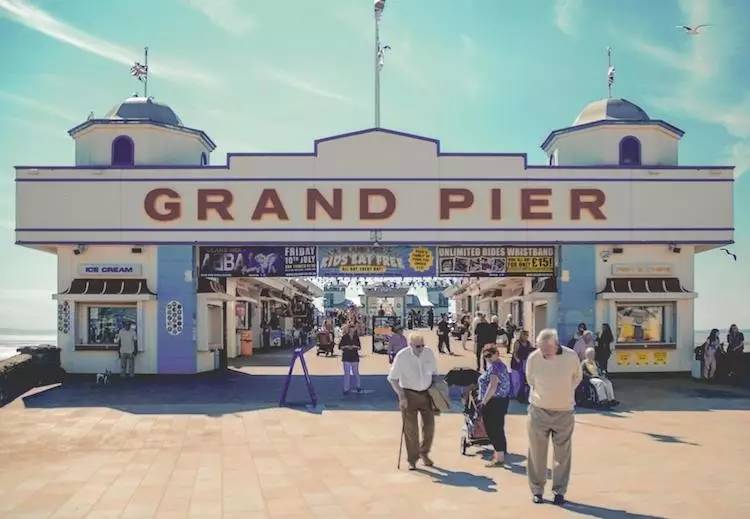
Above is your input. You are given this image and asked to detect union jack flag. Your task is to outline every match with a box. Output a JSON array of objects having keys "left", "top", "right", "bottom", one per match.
[{"left": 130, "top": 62, "right": 148, "bottom": 81}]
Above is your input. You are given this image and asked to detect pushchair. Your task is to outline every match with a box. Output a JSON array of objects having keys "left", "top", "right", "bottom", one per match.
[
  {"left": 316, "top": 330, "right": 334, "bottom": 357},
  {"left": 444, "top": 368, "right": 490, "bottom": 455}
]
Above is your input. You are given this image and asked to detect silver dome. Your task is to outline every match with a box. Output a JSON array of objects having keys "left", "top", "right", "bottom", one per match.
[
  {"left": 573, "top": 98, "right": 649, "bottom": 126},
  {"left": 105, "top": 96, "right": 182, "bottom": 126}
]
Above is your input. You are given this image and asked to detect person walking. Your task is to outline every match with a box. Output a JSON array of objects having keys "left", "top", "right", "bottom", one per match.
[
  {"left": 436, "top": 314, "right": 452, "bottom": 354},
  {"left": 474, "top": 314, "right": 497, "bottom": 371},
  {"left": 427, "top": 308, "right": 435, "bottom": 331},
  {"left": 503, "top": 314, "right": 516, "bottom": 348},
  {"left": 525, "top": 328, "right": 582, "bottom": 506},
  {"left": 726, "top": 324, "right": 745, "bottom": 384},
  {"left": 701, "top": 329, "right": 723, "bottom": 381},
  {"left": 596, "top": 324, "right": 614, "bottom": 373},
  {"left": 477, "top": 344, "right": 511, "bottom": 467},
  {"left": 387, "top": 324, "right": 408, "bottom": 363},
  {"left": 339, "top": 325, "right": 362, "bottom": 394},
  {"left": 567, "top": 322, "right": 587, "bottom": 349},
  {"left": 117, "top": 321, "right": 137, "bottom": 378},
  {"left": 461, "top": 314, "right": 471, "bottom": 350},
  {"left": 388, "top": 334, "right": 439, "bottom": 470}
]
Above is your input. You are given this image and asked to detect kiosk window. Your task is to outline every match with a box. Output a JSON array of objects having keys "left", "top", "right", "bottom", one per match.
[
  {"left": 616, "top": 304, "right": 675, "bottom": 343},
  {"left": 81, "top": 305, "right": 137, "bottom": 345}
]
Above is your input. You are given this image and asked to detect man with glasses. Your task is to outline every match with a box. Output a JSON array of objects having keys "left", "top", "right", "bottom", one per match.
[{"left": 388, "top": 334, "right": 439, "bottom": 470}]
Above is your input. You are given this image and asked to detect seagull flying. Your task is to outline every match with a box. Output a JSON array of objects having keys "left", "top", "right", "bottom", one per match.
[
  {"left": 677, "top": 24, "right": 711, "bottom": 35},
  {"left": 720, "top": 248, "right": 737, "bottom": 261}
]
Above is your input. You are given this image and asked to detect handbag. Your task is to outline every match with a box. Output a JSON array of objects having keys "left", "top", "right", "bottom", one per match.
[{"left": 428, "top": 380, "right": 451, "bottom": 413}]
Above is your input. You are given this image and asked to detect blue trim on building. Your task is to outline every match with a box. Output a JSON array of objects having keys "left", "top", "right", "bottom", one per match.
[
  {"left": 557, "top": 245, "right": 597, "bottom": 345},
  {"left": 156, "top": 245, "right": 197, "bottom": 373}
]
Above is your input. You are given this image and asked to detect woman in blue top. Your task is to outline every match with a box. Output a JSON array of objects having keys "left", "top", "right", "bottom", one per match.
[{"left": 478, "top": 344, "right": 511, "bottom": 466}]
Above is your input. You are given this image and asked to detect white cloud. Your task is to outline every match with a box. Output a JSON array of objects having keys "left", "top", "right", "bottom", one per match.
[
  {"left": 729, "top": 141, "right": 750, "bottom": 179},
  {"left": 554, "top": 0, "right": 583, "bottom": 36},
  {"left": 257, "top": 66, "right": 353, "bottom": 104},
  {"left": 0, "top": 0, "right": 216, "bottom": 85},
  {"left": 0, "top": 90, "right": 79, "bottom": 122},
  {"left": 185, "top": 0, "right": 255, "bottom": 35}
]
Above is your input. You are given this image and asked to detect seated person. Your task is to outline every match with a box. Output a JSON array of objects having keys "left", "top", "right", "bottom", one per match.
[{"left": 582, "top": 347, "right": 619, "bottom": 407}]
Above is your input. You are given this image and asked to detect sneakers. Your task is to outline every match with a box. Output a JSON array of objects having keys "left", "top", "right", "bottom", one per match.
[
  {"left": 531, "top": 494, "right": 565, "bottom": 506},
  {"left": 420, "top": 454, "right": 434, "bottom": 467},
  {"left": 532, "top": 495, "right": 543, "bottom": 504},
  {"left": 407, "top": 462, "right": 417, "bottom": 470},
  {"left": 553, "top": 494, "right": 566, "bottom": 506}
]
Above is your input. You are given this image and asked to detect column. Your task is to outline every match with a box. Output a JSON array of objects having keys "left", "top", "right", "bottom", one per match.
[
  {"left": 157, "top": 245, "right": 197, "bottom": 373},
  {"left": 557, "top": 245, "right": 596, "bottom": 345}
]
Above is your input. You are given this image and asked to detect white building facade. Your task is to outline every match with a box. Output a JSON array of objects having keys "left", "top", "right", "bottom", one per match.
[{"left": 15, "top": 95, "right": 734, "bottom": 374}]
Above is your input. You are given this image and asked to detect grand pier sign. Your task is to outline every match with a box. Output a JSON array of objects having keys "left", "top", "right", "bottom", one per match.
[{"left": 15, "top": 129, "right": 734, "bottom": 245}]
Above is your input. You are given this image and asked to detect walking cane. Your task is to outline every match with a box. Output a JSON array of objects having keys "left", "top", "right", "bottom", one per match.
[{"left": 397, "top": 421, "right": 405, "bottom": 469}]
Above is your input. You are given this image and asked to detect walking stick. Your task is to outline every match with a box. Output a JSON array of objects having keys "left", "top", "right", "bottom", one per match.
[{"left": 397, "top": 421, "right": 405, "bottom": 469}]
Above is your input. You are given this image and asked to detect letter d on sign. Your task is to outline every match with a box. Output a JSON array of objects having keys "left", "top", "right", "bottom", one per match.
[{"left": 360, "top": 189, "right": 396, "bottom": 219}]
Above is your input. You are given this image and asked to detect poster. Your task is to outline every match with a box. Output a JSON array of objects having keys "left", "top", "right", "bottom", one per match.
[
  {"left": 616, "top": 351, "right": 631, "bottom": 366},
  {"left": 635, "top": 351, "right": 650, "bottom": 366},
  {"left": 318, "top": 246, "right": 436, "bottom": 277},
  {"left": 199, "top": 246, "right": 317, "bottom": 277},
  {"left": 437, "top": 246, "right": 555, "bottom": 277},
  {"left": 652, "top": 351, "right": 668, "bottom": 365}
]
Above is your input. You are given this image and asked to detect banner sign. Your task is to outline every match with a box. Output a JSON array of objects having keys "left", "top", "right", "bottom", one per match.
[
  {"left": 199, "top": 246, "right": 317, "bottom": 277},
  {"left": 437, "top": 246, "right": 555, "bottom": 277},
  {"left": 318, "top": 246, "right": 436, "bottom": 277}
]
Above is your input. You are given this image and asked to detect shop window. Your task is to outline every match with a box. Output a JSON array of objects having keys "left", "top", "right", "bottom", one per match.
[
  {"left": 80, "top": 304, "right": 137, "bottom": 345},
  {"left": 619, "top": 136, "right": 641, "bottom": 166},
  {"left": 615, "top": 303, "right": 675, "bottom": 343},
  {"left": 112, "top": 135, "right": 135, "bottom": 166}
]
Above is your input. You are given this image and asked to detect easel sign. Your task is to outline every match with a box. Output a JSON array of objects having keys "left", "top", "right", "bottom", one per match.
[{"left": 279, "top": 348, "right": 318, "bottom": 407}]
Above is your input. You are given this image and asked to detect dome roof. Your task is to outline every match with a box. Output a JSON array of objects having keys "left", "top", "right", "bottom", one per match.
[
  {"left": 104, "top": 96, "right": 182, "bottom": 126},
  {"left": 573, "top": 98, "right": 649, "bottom": 126}
]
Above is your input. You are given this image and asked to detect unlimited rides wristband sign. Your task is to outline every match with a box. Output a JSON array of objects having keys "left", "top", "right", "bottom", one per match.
[{"left": 317, "top": 246, "right": 436, "bottom": 277}]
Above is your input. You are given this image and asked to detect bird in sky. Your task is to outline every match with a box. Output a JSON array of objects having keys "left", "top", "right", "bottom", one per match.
[
  {"left": 677, "top": 24, "right": 712, "bottom": 35},
  {"left": 720, "top": 248, "right": 737, "bottom": 261}
]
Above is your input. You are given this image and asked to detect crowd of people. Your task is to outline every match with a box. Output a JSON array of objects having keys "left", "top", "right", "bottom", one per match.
[{"left": 695, "top": 325, "right": 745, "bottom": 384}]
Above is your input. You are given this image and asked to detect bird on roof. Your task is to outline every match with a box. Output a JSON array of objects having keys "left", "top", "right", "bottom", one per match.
[
  {"left": 720, "top": 248, "right": 737, "bottom": 261},
  {"left": 677, "top": 24, "right": 711, "bottom": 35}
]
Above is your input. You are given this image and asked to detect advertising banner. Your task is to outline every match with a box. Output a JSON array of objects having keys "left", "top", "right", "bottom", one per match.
[
  {"left": 318, "top": 246, "right": 436, "bottom": 277},
  {"left": 199, "top": 246, "right": 317, "bottom": 277},
  {"left": 437, "top": 246, "right": 555, "bottom": 277}
]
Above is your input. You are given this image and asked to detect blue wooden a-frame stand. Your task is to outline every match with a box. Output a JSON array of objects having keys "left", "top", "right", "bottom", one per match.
[{"left": 279, "top": 348, "right": 318, "bottom": 407}]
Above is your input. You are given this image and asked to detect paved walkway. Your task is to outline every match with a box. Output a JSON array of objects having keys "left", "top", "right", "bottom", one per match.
[{"left": 1, "top": 330, "right": 749, "bottom": 518}]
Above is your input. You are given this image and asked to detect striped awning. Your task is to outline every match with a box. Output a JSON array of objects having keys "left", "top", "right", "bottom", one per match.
[
  {"left": 597, "top": 277, "right": 690, "bottom": 294},
  {"left": 62, "top": 278, "right": 156, "bottom": 296}
]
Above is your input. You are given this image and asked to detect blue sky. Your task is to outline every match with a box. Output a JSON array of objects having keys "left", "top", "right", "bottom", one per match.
[{"left": 0, "top": 0, "right": 748, "bottom": 331}]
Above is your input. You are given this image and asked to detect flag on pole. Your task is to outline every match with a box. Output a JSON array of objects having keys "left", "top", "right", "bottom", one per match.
[
  {"left": 374, "top": 0, "right": 385, "bottom": 21},
  {"left": 607, "top": 65, "right": 615, "bottom": 87},
  {"left": 130, "top": 62, "right": 148, "bottom": 81}
]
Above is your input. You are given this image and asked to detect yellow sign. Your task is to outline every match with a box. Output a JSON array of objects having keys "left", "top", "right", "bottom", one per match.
[
  {"left": 652, "top": 351, "right": 668, "bottom": 365},
  {"left": 408, "top": 247, "right": 434, "bottom": 273},
  {"left": 635, "top": 351, "right": 649, "bottom": 366},
  {"left": 616, "top": 351, "right": 631, "bottom": 366}
]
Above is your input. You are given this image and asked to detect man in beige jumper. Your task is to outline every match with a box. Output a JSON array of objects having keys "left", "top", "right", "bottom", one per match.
[{"left": 525, "top": 328, "right": 582, "bottom": 506}]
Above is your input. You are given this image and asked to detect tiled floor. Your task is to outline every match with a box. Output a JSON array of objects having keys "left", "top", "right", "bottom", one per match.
[{"left": 1, "top": 330, "right": 749, "bottom": 518}]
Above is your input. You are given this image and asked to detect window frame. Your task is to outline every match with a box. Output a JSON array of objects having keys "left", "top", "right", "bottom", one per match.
[
  {"left": 614, "top": 301, "right": 675, "bottom": 345},
  {"left": 111, "top": 135, "right": 135, "bottom": 167},
  {"left": 77, "top": 302, "right": 138, "bottom": 347},
  {"left": 619, "top": 136, "right": 641, "bottom": 166}
]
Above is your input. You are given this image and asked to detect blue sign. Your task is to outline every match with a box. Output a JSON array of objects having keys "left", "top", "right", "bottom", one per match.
[
  {"left": 199, "top": 246, "right": 317, "bottom": 277},
  {"left": 318, "top": 246, "right": 436, "bottom": 277}
]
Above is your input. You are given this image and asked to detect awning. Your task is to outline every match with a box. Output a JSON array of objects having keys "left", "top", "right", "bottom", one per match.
[
  {"left": 597, "top": 277, "right": 696, "bottom": 300},
  {"left": 198, "top": 277, "right": 226, "bottom": 294},
  {"left": 598, "top": 277, "right": 690, "bottom": 294},
  {"left": 62, "top": 278, "right": 155, "bottom": 295}
]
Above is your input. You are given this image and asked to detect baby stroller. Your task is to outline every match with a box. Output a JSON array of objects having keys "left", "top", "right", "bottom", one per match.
[
  {"left": 316, "top": 330, "right": 334, "bottom": 357},
  {"left": 444, "top": 368, "right": 490, "bottom": 455}
]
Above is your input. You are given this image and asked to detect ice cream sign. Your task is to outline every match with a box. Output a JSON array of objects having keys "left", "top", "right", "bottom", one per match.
[{"left": 79, "top": 263, "right": 142, "bottom": 276}]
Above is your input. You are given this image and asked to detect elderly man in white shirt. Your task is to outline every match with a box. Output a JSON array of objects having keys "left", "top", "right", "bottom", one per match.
[{"left": 388, "top": 334, "right": 439, "bottom": 470}]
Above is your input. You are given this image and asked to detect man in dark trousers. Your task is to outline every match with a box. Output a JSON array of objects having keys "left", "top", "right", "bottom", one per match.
[
  {"left": 474, "top": 314, "right": 497, "bottom": 371},
  {"left": 436, "top": 314, "right": 452, "bottom": 354},
  {"left": 427, "top": 308, "right": 435, "bottom": 330}
]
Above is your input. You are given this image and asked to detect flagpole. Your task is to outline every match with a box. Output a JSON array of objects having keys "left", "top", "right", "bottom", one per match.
[
  {"left": 607, "top": 47, "right": 612, "bottom": 98},
  {"left": 374, "top": 7, "right": 381, "bottom": 127},
  {"left": 144, "top": 46, "right": 149, "bottom": 98}
]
